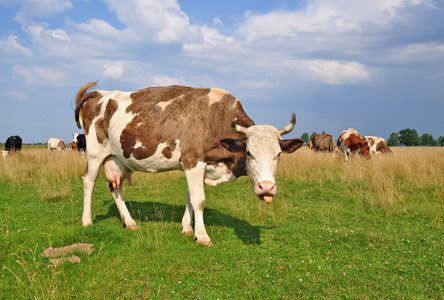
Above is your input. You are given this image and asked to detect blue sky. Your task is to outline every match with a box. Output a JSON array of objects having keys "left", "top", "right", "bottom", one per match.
[{"left": 0, "top": 0, "right": 443, "bottom": 144}]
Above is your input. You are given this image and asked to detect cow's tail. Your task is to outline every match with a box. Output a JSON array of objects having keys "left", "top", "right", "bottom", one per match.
[{"left": 75, "top": 81, "right": 98, "bottom": 129}]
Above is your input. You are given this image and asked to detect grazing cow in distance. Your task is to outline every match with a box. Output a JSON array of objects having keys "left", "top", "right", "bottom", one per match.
[
  {"left": 75, "top": 82, "right": 304, "bottom": 245},
  {"left": 362, "top": 136, "right": 392, "bottom": 155},
  {"left": 309, "top": 134, "right": 335, "bottom": 152},
  {"left": 47, "top": 138, "right": 66, "bottom": 150},
  {"left": 337, "top": 128, "right": 371, "bottom": 160},
  {"left": 4, "top": 135, "right": 22, "bottom": 152},
  {"left": 3, "top": 135, "right": 22, "bottom": 157},
  {"left": 72, "top": 133, "right": 86, "bottom": 152}
]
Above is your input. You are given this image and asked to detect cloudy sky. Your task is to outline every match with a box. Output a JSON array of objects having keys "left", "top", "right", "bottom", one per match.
[{"left": 0, "top": 0, "right": 443, "bottom": 144}]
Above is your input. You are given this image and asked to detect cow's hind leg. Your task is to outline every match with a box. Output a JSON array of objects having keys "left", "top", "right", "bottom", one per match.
[
  {"left": 82, "top": 157, "right": 104, "bottom": 226},
  {"left": 183, "top": 162, "right": 212, "bottom": 246},
  {"left": 181, "top": 194, "right": 194, "bottom": 236},
  {"left": 104, "top": 156, "right": 137, "bottom": 229},
  {"left": 109, "top": 188, "right": 138, "bottom": 229}
]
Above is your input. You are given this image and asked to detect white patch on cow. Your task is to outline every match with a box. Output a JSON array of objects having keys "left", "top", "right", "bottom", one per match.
[
  {"left": 126, "top": 140, "right": 182, "bottom": 173},
  {"left": 1, "top": 150, "right": 9, "bottom": 158},
  {"left": 157, "top": 95, "right": 183, "bottom": 111},
  {"left": 208, "top": 88, "right": 227, "bottom": 105},
  {"left": 363, "top": 136, "right": 387, "bottom": 155},
  {"left": 134, "top": 142, "right": 143, "bottom": 149},
  {"left": 204, "top": 163, "right": 236, "bottom": 186}
]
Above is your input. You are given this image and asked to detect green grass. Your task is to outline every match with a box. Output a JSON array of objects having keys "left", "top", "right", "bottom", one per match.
[{"left": 0, "top": 147, "right": 443, "bottom": 299}]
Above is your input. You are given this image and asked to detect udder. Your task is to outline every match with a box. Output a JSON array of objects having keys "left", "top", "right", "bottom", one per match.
[{"left": 103, "top": 156, "right": 133, "bottom": 190}]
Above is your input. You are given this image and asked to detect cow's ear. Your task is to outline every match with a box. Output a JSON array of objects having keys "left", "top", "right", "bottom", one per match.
[
  {"left": 280, "top": 138, "right": 304, "bottom": 153},
  {"left": 220, "top": 138, "right": 246, "bottom": 153}
]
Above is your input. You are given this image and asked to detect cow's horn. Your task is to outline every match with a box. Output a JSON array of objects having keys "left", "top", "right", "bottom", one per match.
[
  {"left": 231, "top": 118, "right": 248, "bottom": 135},
  {"left": 278, "top": 113, "right": 296, "bottom": 136}
]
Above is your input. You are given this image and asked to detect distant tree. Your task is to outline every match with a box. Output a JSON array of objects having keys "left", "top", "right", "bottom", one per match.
[
  {"left": 310, "top": 132, "right": 318, "bottom": 140},
  {"left": 438, "top": 136, "right": 444, "bottom": 147},
  {"left": 387, "top": 132, "right": 399, "bottom": 146},
  {"left": 399, "top": 128, "right": 420, "bottom": 146},
  {"left": 321, "top": 131, "right": 326, "bottom": 134},
  {"left": 300, "top": 132, "right": 310, "bottom": 145},
  {"left": 420, "top": 133, "right": 438, "bottom": 146}
]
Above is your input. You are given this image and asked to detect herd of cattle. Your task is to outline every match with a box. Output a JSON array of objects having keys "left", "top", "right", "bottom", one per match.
[
  {"left": 1, "top": 133, "right": 87, "bottom": 157},
  {"left": 2, "top": 129, "right": 392, "bottom": 160},
  {"left": 309, "top": 129, "right": 392, "bottom": 160}
]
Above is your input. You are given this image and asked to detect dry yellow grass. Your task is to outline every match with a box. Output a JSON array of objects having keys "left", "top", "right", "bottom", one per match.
[
  {"left": 280, "top": 146, "right": 443, "bottom": 222},
  {"left": 0, "top": 148, "right": 86, "bottom": 202},
  {"left": 1, "top": 146, "right": 443, "bottom": 223}
]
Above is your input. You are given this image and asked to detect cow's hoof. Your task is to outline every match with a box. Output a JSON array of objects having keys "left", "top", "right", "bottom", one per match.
[
  {"left": 126, "top": 224, "right": 138, "bottom": 230},
  {"left": 181, "top": 229, "right": 194, "bottom": 236},
  {"left": 195, "top": 236, "right": 213, "bottom": 246},
  {"left": 82, "top": 219, "right": 93, "bottom": 227}
]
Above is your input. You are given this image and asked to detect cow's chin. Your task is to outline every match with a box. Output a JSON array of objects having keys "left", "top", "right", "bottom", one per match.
[{"left": 258, "top": 195, "right": 274, "bottom": 204}]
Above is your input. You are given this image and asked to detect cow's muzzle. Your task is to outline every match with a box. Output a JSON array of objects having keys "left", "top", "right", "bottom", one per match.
[{"left": 255, "top": 181, "right": 276, "bottom": 204}]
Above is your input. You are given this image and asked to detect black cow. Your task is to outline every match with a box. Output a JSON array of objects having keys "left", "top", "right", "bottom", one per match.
[{"left": 5, "top": 135, "right": 22, "bottom": 152}]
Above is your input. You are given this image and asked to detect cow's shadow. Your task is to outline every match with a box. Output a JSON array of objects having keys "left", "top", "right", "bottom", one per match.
[{"left": 95, "top": 200, "right": 262, "bottom": 245}]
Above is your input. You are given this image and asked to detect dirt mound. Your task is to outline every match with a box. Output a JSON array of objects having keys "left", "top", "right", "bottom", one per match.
[{"left": 40, "top": 243, "right": 94, "bottom": 268}]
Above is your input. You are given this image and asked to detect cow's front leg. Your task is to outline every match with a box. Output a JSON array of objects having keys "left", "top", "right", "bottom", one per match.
[{"left": 183, "top": 162, "right": 213, "bottom": 246}]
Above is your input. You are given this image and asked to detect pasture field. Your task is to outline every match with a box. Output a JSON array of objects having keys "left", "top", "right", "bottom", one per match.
[{"left": 0, "top": 146, "right": 443, "bottom": 299}]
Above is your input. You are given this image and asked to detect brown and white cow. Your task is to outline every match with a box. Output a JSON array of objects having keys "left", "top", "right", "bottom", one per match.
[
  {"left": 75, "top": 82, "right": 304, "bottom": 245},
  {"left": 362, "top": 136, "right": 392, "bottom": 155},
  {"left": 309, "top": 134, "right": 335, "bottom": 152},
  {"left": 47, "top": 138, "right": 66, "bottom": 150},
  {"left": 337, "top": 128, "right": 371, "bottom": 160}
]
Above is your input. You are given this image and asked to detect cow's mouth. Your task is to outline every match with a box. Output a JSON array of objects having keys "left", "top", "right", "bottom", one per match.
[{"left": 259, "top": 195, "right": 274, "bottom": 204}]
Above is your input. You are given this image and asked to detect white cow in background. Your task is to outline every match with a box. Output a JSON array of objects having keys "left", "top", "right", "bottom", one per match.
[{"left": 47, "top": 138, "right": 66, "bottom": 150}]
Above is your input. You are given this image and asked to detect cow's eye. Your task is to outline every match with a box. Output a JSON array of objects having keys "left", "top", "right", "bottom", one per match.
[
  {"left": 274, "top": 152, "right": 281, "bottom": 160},
  {"left": 246, "top": 151, "right": 254, "bottom": 159}
]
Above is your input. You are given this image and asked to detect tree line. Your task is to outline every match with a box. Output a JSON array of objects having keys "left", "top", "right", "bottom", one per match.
[
  {"left": 387, "top": 129, "right": 443, "bottom": 147},
  {"left": 299, "top": 129, "right": 444, "bottom": 147}
]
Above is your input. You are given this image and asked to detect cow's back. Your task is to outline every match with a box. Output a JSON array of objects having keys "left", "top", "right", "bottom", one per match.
[
  {"left": 312, "top": 134, "right": 335, "bottom": 152},
  {"left": 78, "top": 85, "right": 254, "bottom": 171}
]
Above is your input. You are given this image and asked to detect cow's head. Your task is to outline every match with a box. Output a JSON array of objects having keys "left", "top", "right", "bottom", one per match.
[
  {"left": 348, "top": 134, "right": 371, "bottom": 159},
  {"left": 72, "top": 132, "right": 80, "bottom": 143},
  {"left": 221, "top": 113, "right": 304, "bottom": 203}
]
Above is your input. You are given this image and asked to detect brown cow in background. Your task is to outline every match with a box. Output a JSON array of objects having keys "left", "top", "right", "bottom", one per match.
[{"left": 309, "top": 134, "right": 335, "bottom": 152}]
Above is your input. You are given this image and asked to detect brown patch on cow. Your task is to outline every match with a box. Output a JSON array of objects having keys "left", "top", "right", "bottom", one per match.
[
  {"left": 161, "top": 140, "right": 177, "bottom": 159},
  {"left": 346, "top": 134, "right": 366, "bottom": 152},
  {"left": 95, "top": 99, "right": 118, "bottom": 144},
  {"left": 118, "top": 85, "right": 254, "bottom": 171},
  {"left": 376, "top": 140, "right": 392, "bottom": 153},
  {"left": 78, "top": 91, "right": 103, "bottom": 135}
]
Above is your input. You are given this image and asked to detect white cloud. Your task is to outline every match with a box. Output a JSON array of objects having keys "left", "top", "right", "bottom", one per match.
[
  {"left": 240, "top": 79, "right": 275, "bottom": 89},
  {"left": 12, "top": 65, "right": 67, "bottom": 87},
  {"left": 103, "top": 63, "right": 125, "bottom": 79},
  {"left": 0, "top": 34, "right": 33, "bottom": 56},
  {"left": 152, "top": 76, "right": 187, "bottom": 86},
  {"left": 237, "top": 0, "right": 434, "bottom": 42},
  {"left": 14, "top": 0, "right": 72, "bottom": 22},
  {"left": 287, "top": 59, "right": 371, "bottom": 85},
  {"left": 105, "top": 0, "right": 191, "bottom": 43}
]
